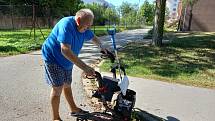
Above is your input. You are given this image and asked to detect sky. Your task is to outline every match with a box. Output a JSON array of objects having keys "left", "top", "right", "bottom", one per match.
[{"left": 106, "top": 0, "right": 154, "bottom": 7}]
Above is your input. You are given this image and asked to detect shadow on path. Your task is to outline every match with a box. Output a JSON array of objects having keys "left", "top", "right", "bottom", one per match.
[
  {"left": 72, "top": 108, "right": 180, "bottom": 121},
  {"left": 72, "top": 112, "right": 120, "bottom": 121},
  {"left": 133, "top": 108, "right": 180, "bottom": 121}
]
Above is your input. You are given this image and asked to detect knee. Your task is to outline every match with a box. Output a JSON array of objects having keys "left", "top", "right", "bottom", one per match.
[
  {"left": 63, "top": 83, "right": 71, "bottom": 89},
  {"left": 51, "top": 86, "right": 63, "bottom": 97}
]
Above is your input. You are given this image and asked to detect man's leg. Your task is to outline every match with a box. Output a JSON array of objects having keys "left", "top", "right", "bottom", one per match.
[
  {"left": 50, "top": 86, "right": 63, "bottom": 120},
  {"left": 63, "top": 83, "right": 80, "bottom": 112}
]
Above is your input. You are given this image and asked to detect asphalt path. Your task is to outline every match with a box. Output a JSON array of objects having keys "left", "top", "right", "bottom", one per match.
[{"left": 1, "top": 29, "right": 215, "bottom": 121}]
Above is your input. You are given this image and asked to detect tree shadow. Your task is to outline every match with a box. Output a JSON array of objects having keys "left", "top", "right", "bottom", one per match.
[
  {"left": 133, "top": 108, "right": 180, "bottom": 121},
  {"left": 0, "top": 45, "right": 22, "bottom": 53},
  {"left": 72, "top": 110, "right": 179, "bottom": 121},
  {"left": 0, "top": 33, "right": 30, "bottom": 44},
  {"left": 120, "top": 33, "right": 215, "bottom": 80},
  {"left": 72, "top": 111, "right": 120, "bottom": 121}
]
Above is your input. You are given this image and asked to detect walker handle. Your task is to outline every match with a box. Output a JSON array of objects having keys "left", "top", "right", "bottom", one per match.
[{"left": 85, "top": 71, "right": 103, "bottom": 87}]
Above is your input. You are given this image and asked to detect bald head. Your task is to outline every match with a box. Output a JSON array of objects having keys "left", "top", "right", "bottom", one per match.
[
  {"left": 75, "top": 9, "right": 94, "bottom": 33},
  {"left": 75, "top": 9, "right": 94, "bottom": 20}
]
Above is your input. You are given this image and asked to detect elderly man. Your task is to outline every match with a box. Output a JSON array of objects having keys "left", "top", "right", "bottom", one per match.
[{"left": 42, "top": 9, "right": 106, "bottom": 121}]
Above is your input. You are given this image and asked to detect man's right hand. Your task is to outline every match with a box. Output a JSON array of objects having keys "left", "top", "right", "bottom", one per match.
[
  {"left": 84, "top": 66, "right": 95, "bottom": 77},
  {"left": 61, "top": 43, "right": 95, "bottom": 76}
]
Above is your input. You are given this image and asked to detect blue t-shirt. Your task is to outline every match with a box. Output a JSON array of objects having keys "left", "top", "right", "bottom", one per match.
[{"left": 42, "top": 16, "right": 94, "bottom": 70}]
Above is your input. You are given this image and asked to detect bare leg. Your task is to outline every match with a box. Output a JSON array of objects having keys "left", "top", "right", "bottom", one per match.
[
  {"left": 50, "top": 86, "right": 63, "bottom": 120},
  {"left": 63, "top": 83, "right": 80, "bottom": 112}
]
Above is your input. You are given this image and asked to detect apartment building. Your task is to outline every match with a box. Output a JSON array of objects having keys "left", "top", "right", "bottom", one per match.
[{"left": 179, "top": 0, "right": 215, "bottom": 32}]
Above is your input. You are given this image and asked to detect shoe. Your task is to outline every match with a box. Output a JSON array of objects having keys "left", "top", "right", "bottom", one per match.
[{"left": 70, "top": 108, "right": 89, "bottom": 116}]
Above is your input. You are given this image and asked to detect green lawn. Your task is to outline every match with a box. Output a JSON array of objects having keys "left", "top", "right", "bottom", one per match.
[
  {"left": 91, "top": 26, "right": 125, "bottom": 36},
  {"left": 0, "top": 29, "right": 51, "bottom": 56},
  {"left": 0, "top": 26, "right": 127, "bottom": 56},
  {"left": 100, "top": 32, "right": 215, "bottom": 88}
]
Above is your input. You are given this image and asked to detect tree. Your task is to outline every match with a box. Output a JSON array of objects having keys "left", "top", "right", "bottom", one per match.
[
  {"left": 0, "top": 0, "right": 8, "bottom": 5},
  {"left": 182, "top": 0, "right": 199, "bottom": 31},
  {"left": 1, "top": 0, "right": 83, "bottom": 18},
  {"left": 104, "top": 7, "right": 119, "bottom": 26},
  {"left": 38, "top": 0, "right": 84, "bottom": 27},
  {"left": 152, "top": 0, "right": 166, "bottom": 46},
  {"left": 84, "top": 3, "right": 107, "bottom": 25},
  {"left": 139, "top": 0, "right": 155, "bottom": 25},
  {"left": 120, "top": 2, "right": 138, "bottom": 27},
  {"left": 120, "top": 2, "right": 133, "bottom": 17},
  {"left": 39, "top": 0, "right": 84, "bottom": 17}
]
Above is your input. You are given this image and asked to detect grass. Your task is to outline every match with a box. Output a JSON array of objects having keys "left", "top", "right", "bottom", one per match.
[
  {"left": 0, "top": 26, "right": 135, "bottom": 56},
  {"left": 91, "top": 26, "right": 125, "bottom": 36},
  {"left": 100, "top": 32, "right": 215, "bottom": 88},
  {"left": 0, "top": 29, "right": 51, "bottom": 56}
]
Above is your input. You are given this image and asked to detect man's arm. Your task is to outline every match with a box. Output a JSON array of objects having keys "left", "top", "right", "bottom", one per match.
[
  {"left": 92, "top": 36, "right": 107, "bottom": 53},
  {"left": 60, "top": 43, "right": 94, "bottom": 75},
  {"left": 92, "top": 36, "right": 104, "bottom": 49}
]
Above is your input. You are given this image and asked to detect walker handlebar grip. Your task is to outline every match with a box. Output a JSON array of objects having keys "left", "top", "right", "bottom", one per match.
[
  {"left": 85, "top": 71, "right": 103, "bottom": 88},
  {"left": 100, "top": 50, "right": 115, "bottom": 63},
  {"left": 95, "top": 71, "right": 104, "bottom": 88}
]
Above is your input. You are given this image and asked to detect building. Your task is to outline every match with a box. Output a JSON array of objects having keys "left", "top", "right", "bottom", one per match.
[
  {"left": 166, "top": 0, "right": 180, "bottom": 22},
  {"left": 179, "top": 0, "right": 215, "bottom": 32}
]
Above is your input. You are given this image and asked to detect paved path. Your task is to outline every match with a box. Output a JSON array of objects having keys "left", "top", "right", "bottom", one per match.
[
  {"left": 0, "top": 29, "right": 215, "bottom": 121},
  {"left": 0, "top": 29, "right": 147, "bottom": 121},
  {"left": 101, "top": 72, "right": 215, "bottom": 121}
]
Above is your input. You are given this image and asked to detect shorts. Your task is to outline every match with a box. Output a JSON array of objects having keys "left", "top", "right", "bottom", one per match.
[{"left": 44, "top": 62, "right": 72, "bottom": 87}]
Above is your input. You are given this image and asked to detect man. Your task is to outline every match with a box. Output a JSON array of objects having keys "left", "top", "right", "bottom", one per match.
[{"left": 41, "top": 9, "right": 106, "bottom": 121}]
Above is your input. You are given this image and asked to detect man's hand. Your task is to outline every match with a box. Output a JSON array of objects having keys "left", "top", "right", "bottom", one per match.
[
  {"left": 100, "top": 47, "right": 108, "bottom": 54},
  {"left": 84, "top": 66, "right": 95, "bottom": 77},
  {"left": 61, "top": 43, "right": 95, "bottom": 75}
]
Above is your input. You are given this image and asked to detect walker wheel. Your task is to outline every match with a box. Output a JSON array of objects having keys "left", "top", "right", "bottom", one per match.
[{"left": 76, "top": 117, "right": 88, "bottom": 121}]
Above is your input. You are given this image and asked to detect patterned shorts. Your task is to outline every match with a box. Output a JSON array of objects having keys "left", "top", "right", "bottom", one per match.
[{"left": 44, "top": 62, "right": 72, "bottom": 87}]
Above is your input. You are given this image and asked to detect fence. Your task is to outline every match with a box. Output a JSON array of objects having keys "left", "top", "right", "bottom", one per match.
[
  {"left": 0, "top": 5, "right": 145, "bottom": 30},
  {"left": 0, "top": 5, "right": 59, "bottom": 29}
]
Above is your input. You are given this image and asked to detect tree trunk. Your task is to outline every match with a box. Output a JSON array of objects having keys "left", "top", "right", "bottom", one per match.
[
  {"left": 10, "top": 4, "right": 14, "bottom": 29},
  {"left": 152, "top": 0, "right": 166, "bottom": 46},
  {"left": 47, "top": 7, "right": 52, "bottom": 28},
  {"left": 188, "top": 9, "right": 193, "bottom": 31},
  {"left": 177, "top": 16, "right": 182, "bottom": 31}
]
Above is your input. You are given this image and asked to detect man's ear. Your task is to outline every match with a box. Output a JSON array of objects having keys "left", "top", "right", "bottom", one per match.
[{"left": 76, "top": 17, "right": 81, "bottom": 26}]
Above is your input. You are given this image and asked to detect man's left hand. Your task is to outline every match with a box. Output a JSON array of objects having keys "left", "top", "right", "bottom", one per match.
[{"left": 100, "top": 47, "right": 108, "bottom": 54}]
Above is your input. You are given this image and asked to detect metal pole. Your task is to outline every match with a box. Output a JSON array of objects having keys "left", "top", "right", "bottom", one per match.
[
  {"left": 108, "top": 28, "right": 123, "bottom": 80},
  {"left": 33, "top": 3, "right": 36, "bottom": 41}
]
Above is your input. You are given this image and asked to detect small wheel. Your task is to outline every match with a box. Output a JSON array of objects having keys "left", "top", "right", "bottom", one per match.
[{"left": 76, "top": 117, "right": 88, "bottom": 121}]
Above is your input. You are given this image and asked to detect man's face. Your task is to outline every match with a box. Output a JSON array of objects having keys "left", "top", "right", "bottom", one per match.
[{"left": 77, "top": 17, "right": 93, "bottom": 33}]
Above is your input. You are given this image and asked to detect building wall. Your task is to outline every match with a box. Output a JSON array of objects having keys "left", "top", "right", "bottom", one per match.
[
  {"left": 184, "top": 0, "right": 215, "bottom": 32},
  {"left": 167, "top": 0, "right": 179, "bottom": 20}
]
